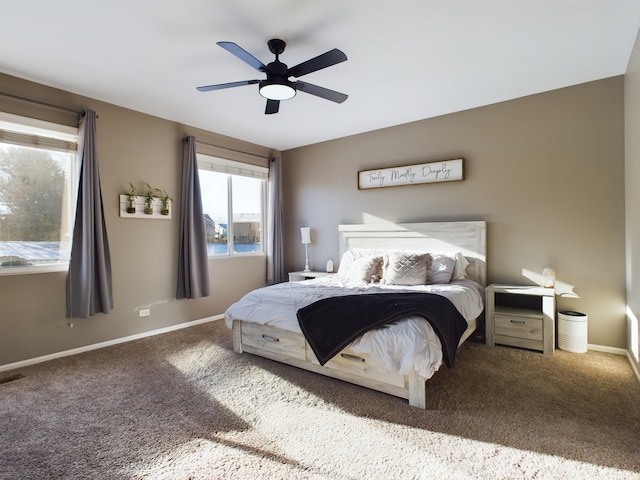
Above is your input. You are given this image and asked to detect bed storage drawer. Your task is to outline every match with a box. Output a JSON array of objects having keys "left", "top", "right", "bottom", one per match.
[
  {"left": 240, "top": 322, "right": 307, "bottom": 361},
  {"left": 310, "top": 348, "right": 406, "bottom": 389}
]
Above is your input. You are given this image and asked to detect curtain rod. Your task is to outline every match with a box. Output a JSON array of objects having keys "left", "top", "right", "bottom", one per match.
[
  {"left": 0, "top": 91, "right": 82, "bottom": 115},
  {"left": 195, "top": 139, "right": 273, "bottom": 160}
]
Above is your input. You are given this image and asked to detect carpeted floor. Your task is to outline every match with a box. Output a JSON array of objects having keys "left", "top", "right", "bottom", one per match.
[{"left": 1, "top": 319, "right": 639, "bottom": 479}]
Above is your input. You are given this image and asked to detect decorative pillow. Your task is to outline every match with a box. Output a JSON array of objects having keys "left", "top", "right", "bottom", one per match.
[
  {"left": 429, "top": 254, "right": 456, "bottom": 284},
  {"left": 337, "top": 250, "right": 383, "bottom": 283},
  {"left": 337, "top": 250, "right": 356, "bottom": 278},
  {"left": 337, "top": 249, "right": 370, "bottom": 277},
  {"left": 381, "top": 252, "right": 432, "bottom": 286},
  {"left": 452, "top": 252, "right": 470, "bottom": 280}
]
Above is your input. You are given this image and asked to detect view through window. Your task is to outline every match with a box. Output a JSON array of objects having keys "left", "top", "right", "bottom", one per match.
[
  {"left": 0, "top": 112, "right": 78, "bottom": 273},
  {"left": 197, "top": 154, "right": 267, "bottom": 256}
]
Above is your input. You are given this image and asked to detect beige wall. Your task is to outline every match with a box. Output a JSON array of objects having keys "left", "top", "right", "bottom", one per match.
[
  {"left": 0, "top": 72, "right": 630, "bottom": 366},
  {"left": 283, "top": 77, "right": 626, "bottom": 349},
  {"left": 625, "top": 30, "right": 640, "bottom": 373},
  {"left": 0, "top": 73, "right": 276, "bottom": 366}
]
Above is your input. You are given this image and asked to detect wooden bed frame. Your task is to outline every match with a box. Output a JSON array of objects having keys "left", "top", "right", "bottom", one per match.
[{"left": 232, "top": 221, "right": 487, "bottom": 409}]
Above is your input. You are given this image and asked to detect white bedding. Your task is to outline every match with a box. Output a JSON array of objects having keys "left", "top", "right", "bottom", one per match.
[{"left": 224, "top": 275, "right": 485, "bottom": 379}]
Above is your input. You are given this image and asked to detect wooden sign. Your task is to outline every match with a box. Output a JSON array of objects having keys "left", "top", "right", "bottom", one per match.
[{"left": 358, "top": 158, "right": 464, "bottom": 190}]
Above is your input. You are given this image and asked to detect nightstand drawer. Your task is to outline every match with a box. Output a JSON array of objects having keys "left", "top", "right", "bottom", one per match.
[{"left": 495, "top": 313, "right": 543, "bottom": 341}]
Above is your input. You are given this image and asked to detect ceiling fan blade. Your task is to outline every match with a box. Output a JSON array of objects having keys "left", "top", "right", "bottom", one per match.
[
  {"left": 265, "top": 99, "right": 280, "bottom": 114},
  {"left": 196, "top": 80, "right": 259, "bottom": 92},
  {"left": 287, "top": 48, "right": 347, "bottom": 78},
  {"left": 295, "top": 81, "right": 348, "bottom": 103},
  {"left": 217, "top": 41, "right": 267, "bottom": 72}
]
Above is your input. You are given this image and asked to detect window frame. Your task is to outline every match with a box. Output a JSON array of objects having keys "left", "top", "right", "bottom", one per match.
[
  {"left": 0, "top": 112, "right": 79, "bottom": 276},
  {"left": 196, "top": 153, "right": 268, "bottom": 258}
]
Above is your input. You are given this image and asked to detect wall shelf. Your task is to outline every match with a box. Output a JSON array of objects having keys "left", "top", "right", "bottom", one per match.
[{"left": 119, "top": 195, "right": 172, "bottom": 219}]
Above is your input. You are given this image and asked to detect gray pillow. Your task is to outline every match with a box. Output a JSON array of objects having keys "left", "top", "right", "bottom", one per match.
[
  {"left": 429, "top": 254, "right": 456, "bottom": 284},
  {"left": 381, "top": 252, "right": 432, "bottom": 285}
]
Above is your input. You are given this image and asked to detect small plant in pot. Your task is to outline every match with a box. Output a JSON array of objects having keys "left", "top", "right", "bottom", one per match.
[
  {"left": 125, "top": 182, "right": 137, "bottom": 214},
  {"left": 143, "top": 182, "right": 159, "bottom": 215},
  {"left": 159, "top": 189, "right": 172, "bottom": 216}
]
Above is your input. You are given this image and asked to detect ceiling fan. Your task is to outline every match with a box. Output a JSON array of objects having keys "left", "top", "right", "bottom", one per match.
[{"left": 197, "top": 39, "right": 348, "bottom": 114}]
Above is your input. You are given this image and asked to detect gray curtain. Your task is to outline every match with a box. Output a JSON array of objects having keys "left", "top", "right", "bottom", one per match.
[
  {"left": 176, "top": 136, "right": 210, "bottom": 299},
  {"left": 267, "top": 156, "right": 285, "bottom": 284},
  {"left": 66, "top": 109, "right": 113, "bottom": 318}
]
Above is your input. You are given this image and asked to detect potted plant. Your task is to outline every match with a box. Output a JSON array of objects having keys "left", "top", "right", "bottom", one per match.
[
  {"left": 143, "top": 182, "right": 159, "bottom": 215},
  {"left": 159, "top": 189, "right": 172, "bottom": 216},
  {"left": 125, "top": 182, "right": 137, "bottom": 214}
]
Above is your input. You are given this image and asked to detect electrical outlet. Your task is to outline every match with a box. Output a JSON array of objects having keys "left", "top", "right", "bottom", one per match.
[{"left": 139, "top": 308, "right": 150, "bottom": 317}]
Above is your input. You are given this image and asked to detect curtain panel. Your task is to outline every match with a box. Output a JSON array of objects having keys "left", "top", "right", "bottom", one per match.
[
  {"left": 267, "top": 156, "right": 285, "bottom": 284},
  {"left": 176, "top": 136, "right": 210, "bottom": 299},
  {"left": 66, "top": 109, "right": 113, "bottom": 318}
]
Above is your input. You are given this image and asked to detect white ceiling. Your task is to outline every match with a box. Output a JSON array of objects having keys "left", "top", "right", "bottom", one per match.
[{"left": 2, "top": 1, "right": 639, "bottom": 151}]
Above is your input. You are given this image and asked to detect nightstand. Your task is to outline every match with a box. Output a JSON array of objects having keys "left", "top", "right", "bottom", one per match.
[
  {"left": 288, "top": 271, "right": 330, "bottom": 282},
  {"left": 485, "top": 284, "right": 555, "bottom": 355}
]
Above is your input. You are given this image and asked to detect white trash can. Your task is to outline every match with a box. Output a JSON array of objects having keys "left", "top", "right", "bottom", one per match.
[{"left": 558, "top": 311, "right": 588, "bottom": 353}]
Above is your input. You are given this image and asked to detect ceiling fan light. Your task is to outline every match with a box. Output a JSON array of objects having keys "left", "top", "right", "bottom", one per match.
[{"left": 259, "top": 80, "right": 296, "bottom": 100}]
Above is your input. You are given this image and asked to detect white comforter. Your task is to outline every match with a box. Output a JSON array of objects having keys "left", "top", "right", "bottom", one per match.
[{"left": 224, "top": 275, "right": 485, "bottom": 379}]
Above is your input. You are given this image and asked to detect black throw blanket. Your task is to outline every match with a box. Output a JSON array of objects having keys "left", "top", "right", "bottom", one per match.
[{"left": 296, "top": 293, "right": 469, "bottom": 368}]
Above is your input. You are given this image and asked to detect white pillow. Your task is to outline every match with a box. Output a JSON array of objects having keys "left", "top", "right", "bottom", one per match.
[
  {"left": 452, "top": 252, "right": 470, "bottom": 280},
  {"left": 381, "top": 252, "right": 432, "bottom": 286},
  {"left": 429, "top": 254, "right": 456, "bottom": 284},
  {"left": 336, "top": 250, "right": 356, "bottom": 277},
  {"left": 337, "top": 250, "right": 383, "bottom": 283}
]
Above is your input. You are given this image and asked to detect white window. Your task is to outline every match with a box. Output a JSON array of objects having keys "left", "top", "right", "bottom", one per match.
[
  {"left": 197, "top": 154, "right": 267, "bottom": 257},
  {"left": 0, "top": 112, "right": 78, "bottom": 275}
]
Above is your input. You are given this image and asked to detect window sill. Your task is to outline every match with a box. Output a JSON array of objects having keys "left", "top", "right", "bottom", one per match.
[
  {"left": 208, "top": 252, "right": 266, "bottom": 260},
  {"left": 0, "top": 263, "right": 68, "bottom": 277}
]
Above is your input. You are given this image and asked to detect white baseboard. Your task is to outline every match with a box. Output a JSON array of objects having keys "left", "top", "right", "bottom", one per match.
[
  {"left": 0, "top": 314, "right": 224, "bottom": 373},
  {"left": 627, "top": 352, "right": 640, "bottom": 386},
  {"left": 587, "top": 343, "right": 640, "bottom": 386},
  {"left": 587, "top": 343, "right": 627, "bottom": 355}
]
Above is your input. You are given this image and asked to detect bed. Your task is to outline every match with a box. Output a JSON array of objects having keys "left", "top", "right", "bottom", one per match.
[{"left": 224, "top": 221, "right": 487, "bottom": 408}]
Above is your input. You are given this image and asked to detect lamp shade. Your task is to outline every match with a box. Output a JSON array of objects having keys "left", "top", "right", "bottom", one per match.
[{"left": 300, "top": 227, "right": 311, "bottom": 244}]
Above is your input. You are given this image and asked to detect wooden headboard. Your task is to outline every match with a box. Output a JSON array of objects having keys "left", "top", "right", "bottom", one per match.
[{"left": 338, "top": 221, "right": 487, "bottom": 286}]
